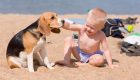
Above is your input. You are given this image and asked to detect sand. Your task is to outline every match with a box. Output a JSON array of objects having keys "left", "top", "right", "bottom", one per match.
[{"left": 0, "top": 13, "right": 140, "bottom": 80}]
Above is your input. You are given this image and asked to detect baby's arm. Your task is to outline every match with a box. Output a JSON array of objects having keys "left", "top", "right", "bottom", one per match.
[
  {"left": 100, "top": 32, "right": 118, "bottom": 69},
  {"left": 101, "top": 34, "right": 112, "bottom": 66},
  {"left": 61, "top": 19, "right": 83, "bottom": 31}
]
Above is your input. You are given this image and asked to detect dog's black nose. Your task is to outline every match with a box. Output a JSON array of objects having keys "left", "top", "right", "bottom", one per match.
[{"left": 61, "top": 20, "right": 65, "bottom": 26}]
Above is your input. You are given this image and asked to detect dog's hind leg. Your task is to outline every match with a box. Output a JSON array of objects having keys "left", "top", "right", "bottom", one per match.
[{"left": 7, "top": 56, "right": 23, "bottom": 69}]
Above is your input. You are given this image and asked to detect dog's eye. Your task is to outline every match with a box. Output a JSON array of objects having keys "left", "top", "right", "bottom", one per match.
[{"left": 51, "top": 16, "right": 55, "bottom": 20}]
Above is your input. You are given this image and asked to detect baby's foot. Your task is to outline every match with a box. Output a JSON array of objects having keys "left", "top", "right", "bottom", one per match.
[
  {"left": 55, "top": 60, "right": 71, "bottom": 66},
  {"left": 75, "top": 62, "right": 88, "bottom": 66},
  {"left": 55, "top": 60, "right": 78, "bottom": 68}
]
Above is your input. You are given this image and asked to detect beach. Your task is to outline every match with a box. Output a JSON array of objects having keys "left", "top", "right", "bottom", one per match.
[{"left": 0, "top": 13, "right": 140, "bottom": 80}]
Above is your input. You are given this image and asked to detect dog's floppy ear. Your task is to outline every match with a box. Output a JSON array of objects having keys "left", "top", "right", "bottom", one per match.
[
  {"left": 51, "top": 28, "right": 61, "bottom": 33},
  {"left": 38, "top": 15, "right": 51, "bottom": 36}
]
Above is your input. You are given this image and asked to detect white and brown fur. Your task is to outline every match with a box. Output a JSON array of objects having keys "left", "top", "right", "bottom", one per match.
[{"left": 6, "top": 12, "right": 63, "bottom": 72}]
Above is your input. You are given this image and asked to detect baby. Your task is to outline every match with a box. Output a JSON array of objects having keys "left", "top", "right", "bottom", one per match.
[{"left": 57, "top": 8, "right": 118, "bottom": 69}]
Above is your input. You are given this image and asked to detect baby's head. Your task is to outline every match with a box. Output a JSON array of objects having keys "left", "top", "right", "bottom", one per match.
[{"left": 86, "top": 8, "right": 107, "bottom": 31}]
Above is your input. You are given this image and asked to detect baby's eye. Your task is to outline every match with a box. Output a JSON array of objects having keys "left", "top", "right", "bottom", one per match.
[{"left": 90, "top": 26, "right": 96, "bottom": 30}]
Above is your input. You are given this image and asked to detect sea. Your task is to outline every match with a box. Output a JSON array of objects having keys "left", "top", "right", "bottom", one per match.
[{"left": 0, "top": 0, "right": 140, "bottom": 14}]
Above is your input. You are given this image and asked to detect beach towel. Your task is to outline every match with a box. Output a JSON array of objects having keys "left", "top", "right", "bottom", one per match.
[{"left": 120, "top": 33, "right": 140, "bottom": 56}]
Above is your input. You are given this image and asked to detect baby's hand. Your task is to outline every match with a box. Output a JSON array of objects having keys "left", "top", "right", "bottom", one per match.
[{"left": 109, "top": 64, "right": 119, "bottom": 69}]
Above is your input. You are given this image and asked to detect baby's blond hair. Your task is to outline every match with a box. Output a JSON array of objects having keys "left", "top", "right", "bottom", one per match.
[{"left": 87, "top": 8, "right": 107, "bottom": 31}]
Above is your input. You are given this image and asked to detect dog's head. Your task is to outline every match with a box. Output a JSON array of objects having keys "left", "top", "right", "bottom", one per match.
[{"left": 38, "top": 12, "right": 62, "bottom": 36}]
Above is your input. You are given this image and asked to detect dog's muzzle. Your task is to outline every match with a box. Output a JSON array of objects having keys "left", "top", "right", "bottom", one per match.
[{"left": 58, "top": 18, "right": 66, "bottom": 28}]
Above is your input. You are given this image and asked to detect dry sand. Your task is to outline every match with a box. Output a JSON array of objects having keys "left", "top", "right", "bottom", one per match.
[{"left": 0, "top": 13, "right": 140, "bottom": 80}]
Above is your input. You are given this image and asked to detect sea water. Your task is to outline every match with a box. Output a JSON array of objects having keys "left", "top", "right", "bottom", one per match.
[{"left": 0, "top": 0, "right": 140, "bottom": 14}]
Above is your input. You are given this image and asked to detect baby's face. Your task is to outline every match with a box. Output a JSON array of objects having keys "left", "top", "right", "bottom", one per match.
[
  {"left": 86, "top": 9, "right": 106, "bottom": 32},
  {"left": 85, "top": 24, "right": 97, "bottom": 36},
  {"left": 86, "top": 17, "right": 105, "bottom": 31},
  {"left": 86, "top": 15, "right": 106, "bottom": 33}
]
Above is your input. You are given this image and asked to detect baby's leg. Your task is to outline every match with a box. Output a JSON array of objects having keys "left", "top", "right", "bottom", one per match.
[
  {"left": 56, "top": 37, "right": 80, "bottom": 66},
  {"left": 56, "top": 37, "right": 72, "bottom": 66},
  {"left": 88, "top": 54, "right": 104, "bottom": 67}
]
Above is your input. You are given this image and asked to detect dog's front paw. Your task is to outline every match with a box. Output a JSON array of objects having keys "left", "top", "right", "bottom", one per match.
[
  {"left": 50, "top": 62, "right": 55, "bottom": 66},
  {"left": 48, "top": 66, "right": 55, "bottom": 69},
  {"left": 47, "top": 63, "right": 55, "bottom": 69},
  {"left": 29, "top": 69, "right": 35, "bottom": 72}
]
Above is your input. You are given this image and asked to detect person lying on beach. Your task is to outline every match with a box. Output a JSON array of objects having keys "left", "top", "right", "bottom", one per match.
[{"left": 56, "top": 8, "right": 118, "bottom": 69}]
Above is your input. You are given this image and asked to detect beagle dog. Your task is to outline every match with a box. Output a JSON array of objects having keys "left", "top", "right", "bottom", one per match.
[{"left": 6, "top": 12, "right": 63, "bottom": 72}]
